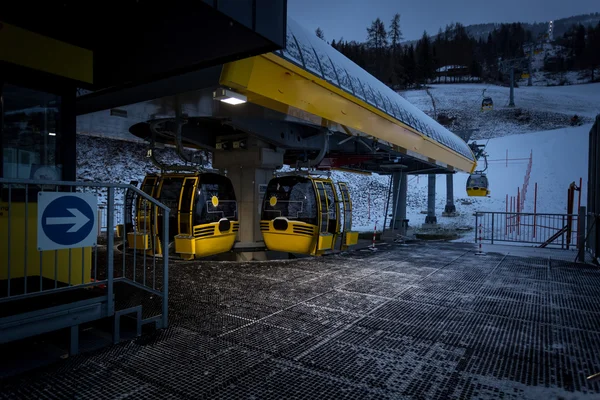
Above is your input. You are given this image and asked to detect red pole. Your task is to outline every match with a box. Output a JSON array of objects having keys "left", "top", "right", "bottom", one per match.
[
  {"left": 577, "top": 177, "right": 582, "bottom": 248},
  {"left": 533, "top": 183, "right": 537, "bottom": 238},
  {"left": 511, "top": 196, "right": 515, "bottom": 233},
  {"left": 368, "top": 191, "right": 371, "bottom": 221}
]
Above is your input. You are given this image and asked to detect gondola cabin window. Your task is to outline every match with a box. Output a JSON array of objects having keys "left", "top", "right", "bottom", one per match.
[
  {"left": 196, "top": 174, "right": 237, "bottom": 224},
  {"left": 262, "top": 177, "right": 318, "bottom": 226}
]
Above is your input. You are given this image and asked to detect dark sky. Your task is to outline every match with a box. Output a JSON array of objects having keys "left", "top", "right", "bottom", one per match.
[{"left": 288, "top": 0, "right": 599, "bottom": 42}]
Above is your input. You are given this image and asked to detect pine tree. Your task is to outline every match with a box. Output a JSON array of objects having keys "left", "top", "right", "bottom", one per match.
[
  {"left": 416, "top": 31, "right": 433, "bottom": 85},
  {"left": 366, "top": 18, "right": 389, "bottom": 81},
  {"left": 367, "top": 18, "right": 388, "bottom": 51},
  {"left": 389, "top": 14, "right": 403, "bottom": 54},
  {"left": 403, "top": 45, "right": 417, "bottom": 87},
  {"left": 588, "top": 22, "right": 600, "bottom": 81},
  {"left": 315, "top": 27, "right": 325, "bottom": 41},
  {"left": 389, "top": 13, "right": 403, "bottom": 88}
]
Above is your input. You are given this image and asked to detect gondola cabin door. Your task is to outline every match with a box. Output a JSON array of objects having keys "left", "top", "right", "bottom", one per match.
[
  {"left": 178, "top": 176, "right": 199, "bottom": 239},
  {"left": 338, "top": 182, "right": 359, "bottom": 249},
  {"left": 313, "top": 180, "right": 340, "bottom": 255}
]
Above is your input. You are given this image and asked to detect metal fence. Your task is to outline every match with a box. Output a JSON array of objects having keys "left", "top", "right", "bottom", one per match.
[
  {"left": 474, "top": 211, "right": 580, "bottom": 249},
  {"left": 98, "top": 203, "right": 126, "bottom": 234},
  {"left": 0, "top": 178, "right": 169, "bottom": 353},
  {"left": 587, "top": 115, "right": 600, "bottom": 260}
]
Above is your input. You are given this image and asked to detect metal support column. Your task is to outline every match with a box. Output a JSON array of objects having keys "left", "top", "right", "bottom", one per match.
[
  {"left": 391, "top": 171, "right": 401, "bottom": 230},
  {"left": 425, "top": 174, "right": 437, "bottom": 225},
  {"left": 443, "top": 173, "right": 457, "bottom": 216},
  {"left": 389, "top": 168, "right": 408, "bottom": 234},
  {"left": 399, "top": 172, "right": 408, "bottom": 233}
]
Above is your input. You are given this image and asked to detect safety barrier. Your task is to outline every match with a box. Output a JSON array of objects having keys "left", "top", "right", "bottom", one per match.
[
  {"left": 475, "top": 211, "right": 581, "bottom": 250},
  {"left": 97, "top": 203, "right": 125, "bottom": 234},
  {"left": 0, "top": 178, "right": 169, "bottom": 354},
  {"left": 587, "top": 115, "right": 600, "bottom": 260}
]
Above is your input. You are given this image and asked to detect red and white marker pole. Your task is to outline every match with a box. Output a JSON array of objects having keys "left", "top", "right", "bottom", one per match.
[
  {"left": 368, "top": 222, "right": 378, "bottom": 251},
  {"left": 371, "top": 222, "right": 377, "bottom": 248}
]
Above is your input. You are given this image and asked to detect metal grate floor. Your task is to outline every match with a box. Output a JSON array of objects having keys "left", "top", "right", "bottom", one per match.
[{"left": 2, "top": 242, "right": 600, "bottom": 399}]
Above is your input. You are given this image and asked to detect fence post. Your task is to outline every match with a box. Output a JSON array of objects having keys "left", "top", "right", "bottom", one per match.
[
  {"left": 107, "top": 188, "right": 115, "bottom": 316},
  {"left": 578, "top": 206, "right": 586, "bottom": 263},
  {"left": 533, "top": 183, "right": 537, "bottom": 238},
  {"left": 517, "top": 188, "right": 521, "bottom": 236},
  {"left": 505, "top": 195, "right": 508, "bottom": 235},
  {"left": 475, "top": 212, "right": 479, "bottom": 243},
  {"left": 491, "top": 212, "right": 495, "bottom": 244},
  {"left": 562, "top": 215, "right": 566, "bottom": 249},
  {"left": 162, "top": 208, "right": 170, "bottom": 329}
]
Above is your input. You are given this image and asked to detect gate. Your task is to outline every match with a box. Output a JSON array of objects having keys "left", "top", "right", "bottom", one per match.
[
  {"left": 474, "top": 211, "right": 580, "bottom": 250},
  {"left": 0, "top": 178, "right": 170, "bottom": 355}
]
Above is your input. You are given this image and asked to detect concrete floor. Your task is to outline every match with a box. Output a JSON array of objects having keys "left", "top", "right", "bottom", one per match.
[{"left": 2, "top": 241, "right": 600, "bottom": 399}]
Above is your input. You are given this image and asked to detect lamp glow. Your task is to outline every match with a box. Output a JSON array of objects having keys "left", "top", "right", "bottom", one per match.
[{"left": 213, "top": 88, "right": 247, "bottom": 105}]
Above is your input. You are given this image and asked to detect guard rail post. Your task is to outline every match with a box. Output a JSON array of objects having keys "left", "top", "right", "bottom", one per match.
[
  {"left": 491, "top": 212, "right": 495, "bottom": 244},
  {"left": 107, "top": 187, "right": 115, "bottom": 316},
  {"left": 578, "top": 206, "right": 586, "bottom": 263}
]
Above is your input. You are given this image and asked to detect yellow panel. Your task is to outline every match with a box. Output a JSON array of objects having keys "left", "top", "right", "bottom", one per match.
[
  {"left": 261, "top": 220, "right": 318, "bottom": 255},
  {"left": 193, "top": 232, "right": 237, "bottom": 258},
  {"left": 174, "top": 236, "right": 195, "bottom": 256},
  {"left": 220, "top": 55, "right": 476, "bottom": 173},
  {"left": 126, "top": 232, "right": 151, "bottom": 250},
  {"left": 317, "top": 234, "right": 334, "bottom": 251},
  {"left": 0, "top": 202, "right": 91, "bottom": 285},
  {"left": 467, "top": 188, "right": 490, "bottom": 197},
  {"left": 345, "top": 231, "right": 359, "bottom": 246},
  {"left": 0, "top": 21, "right": 93, "bottom": 84}
]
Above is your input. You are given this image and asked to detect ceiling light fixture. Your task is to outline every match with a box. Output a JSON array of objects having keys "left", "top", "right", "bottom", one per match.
[{"left": 213, "top": 88, "right": 247, "bottom": 105}]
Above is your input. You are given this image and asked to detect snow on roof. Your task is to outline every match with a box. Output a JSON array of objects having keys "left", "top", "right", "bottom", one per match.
[
  {"left": 275, "top": 18, "right": 475, "bottom": 161},
  {"left": 436, "top": 65, "right": 469, "bottom": 72}
]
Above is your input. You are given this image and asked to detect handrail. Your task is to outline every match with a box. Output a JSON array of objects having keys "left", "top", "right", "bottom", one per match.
[{"left": 0, "top": 178, "right": 169, "bottom": 210}]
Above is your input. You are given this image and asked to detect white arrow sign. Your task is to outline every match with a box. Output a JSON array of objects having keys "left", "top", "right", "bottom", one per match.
[{"left": 45, "top": 208, "right": 91, "bottom": 233}]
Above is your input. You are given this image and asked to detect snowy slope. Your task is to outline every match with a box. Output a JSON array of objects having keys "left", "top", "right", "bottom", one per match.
[
  {"left": 405, "top": 124, "right": 591, "bottom": 235},
  {"left": 401, "top": 82, "right": 598, "bottom": 240}
]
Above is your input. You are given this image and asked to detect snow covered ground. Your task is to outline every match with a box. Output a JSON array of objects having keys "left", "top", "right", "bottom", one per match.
[{"left": 76, "top": 82, "right": 599, "bottom": 242}]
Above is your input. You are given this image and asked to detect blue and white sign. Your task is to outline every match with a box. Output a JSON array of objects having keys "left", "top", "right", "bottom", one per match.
[{"left": 37, "top": 192, "right": 98, "bottom": 251}]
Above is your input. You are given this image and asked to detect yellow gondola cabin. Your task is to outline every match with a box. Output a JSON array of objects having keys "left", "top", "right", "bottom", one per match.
[
  {"left": 127, "top": 172, "right": 239, "bottom": 259},
  {"left": 260, "top": 173, "right": 358, "bottom": 256}
]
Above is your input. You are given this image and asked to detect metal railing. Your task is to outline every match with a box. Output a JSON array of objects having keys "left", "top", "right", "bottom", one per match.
[
  {"left": 97, "top": 203, "right": 126, "bottom": 234},
  {"left": 0, "top": 178, "right": 169, "bottom": 345},
  {"left": 475, "top": 211, "right": 580, "bottom": 249}
]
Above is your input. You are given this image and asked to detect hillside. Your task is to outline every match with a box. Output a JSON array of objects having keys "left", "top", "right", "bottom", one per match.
[{"left": 402, "top": 12, "right": 600, "bottom": 46}]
